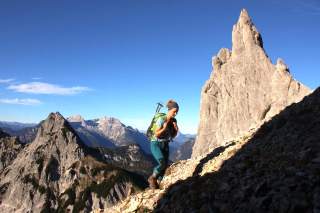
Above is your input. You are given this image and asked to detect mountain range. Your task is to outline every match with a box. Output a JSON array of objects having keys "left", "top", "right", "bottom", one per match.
[
  {"left": 0, "top": 112, "right": 148, "bottom": 212},
  {"left": 0, "top": 115, "right": 195, "bottom": 161}
]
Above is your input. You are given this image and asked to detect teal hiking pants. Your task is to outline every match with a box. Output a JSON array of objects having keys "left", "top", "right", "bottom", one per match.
[{"left": 150, "top": 140, "right": 169, "bottom": 180}]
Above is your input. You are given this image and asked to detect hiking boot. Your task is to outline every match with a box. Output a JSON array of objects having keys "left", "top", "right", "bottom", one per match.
[
  {"left": 157, "top": 179, "right": 164, "bottom": 190},
  {"left": 148, "top": 175, "right": 159, "bottom": 189}
]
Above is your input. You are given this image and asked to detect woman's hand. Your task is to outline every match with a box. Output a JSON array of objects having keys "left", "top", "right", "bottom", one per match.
[
  {"left": 171, "top": 121, "right": 179, "bottom": 138},
  {"left": 172, "top": 121, "right": 178, "bottom": 130},
  {"left": 155, "top": 120, "right": 168, "bottom": 138},
  {"left": 162, "top": 121, "right": 168, "bottom": 129}
]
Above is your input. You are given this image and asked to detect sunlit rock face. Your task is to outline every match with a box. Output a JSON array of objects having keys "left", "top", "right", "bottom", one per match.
[
  {"left": 0, "top": 129, "right": 24, "bottom": 173},
  {"left": 67, "top": 115, "right": 151, "bottom": 154},
  {"left": 193, "top": 9, "right": 311, "bottom": 158}
]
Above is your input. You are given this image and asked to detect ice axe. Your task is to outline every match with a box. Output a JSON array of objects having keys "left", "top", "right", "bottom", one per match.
[{"left": 155, "top": 102, "right": 164, "bottom": 114}]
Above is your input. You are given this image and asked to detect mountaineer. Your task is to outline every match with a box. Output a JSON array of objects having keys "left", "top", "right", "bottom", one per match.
[{"left": 146, "top": 99, "right": 179, "bottom": 189}]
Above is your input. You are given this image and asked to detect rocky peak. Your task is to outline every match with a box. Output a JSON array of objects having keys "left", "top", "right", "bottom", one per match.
[
  {"left": 39, "top": 112, "right": 69, "bottom": 133},
  {"left": 67, "top": 114, "right": 86, "bottom": 124},
  {"left": 192, "top": 9, "right": 311, "bottom": 158},
  {"left": 232, "top": 8, "right": 264, "bottom": 56},
  {"left": 0, "top": 112, "right": 147, "bottom": 212},
  {"left": 66, "top": 114, "right": 151, "bottom": 154},
  {"left": 236, "top": 9, "right": 254, "bottom": 31},
  {"left": 98, "top": 116, "right": 123, "bottom": 127},
  {"left": 34, "top": 112, "right": 85, "bottom": 149},
  {"left": 238, "top": 9, "right": 251, "bottom": 23}
]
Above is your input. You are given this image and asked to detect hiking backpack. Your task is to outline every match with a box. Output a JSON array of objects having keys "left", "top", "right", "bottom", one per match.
[{"left": 146, "top": 112, "right": 167, "bottom": 140}]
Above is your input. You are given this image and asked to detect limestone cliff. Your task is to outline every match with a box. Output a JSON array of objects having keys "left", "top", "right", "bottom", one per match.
[{"left": 192, "top": 9, "right": 311, "bottom": 158}]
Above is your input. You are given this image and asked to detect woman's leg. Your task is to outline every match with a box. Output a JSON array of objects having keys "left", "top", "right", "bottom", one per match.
[
  {"left": 150, "top": 141, "right": 165, "bottom": 178},
  {"left": 157, "top": 141, "right": 169, "bottom": 181}
]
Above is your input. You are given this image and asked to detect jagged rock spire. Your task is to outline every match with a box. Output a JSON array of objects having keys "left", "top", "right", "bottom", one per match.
[
  {"left": 232, "top": 9, "right": 264, "bottom": 56},
  {"left": 192, "top": 9, "right": 311, "bottom": 158},
  {"left": 238, "top": 9, "right": 252, "bottom": 25}
]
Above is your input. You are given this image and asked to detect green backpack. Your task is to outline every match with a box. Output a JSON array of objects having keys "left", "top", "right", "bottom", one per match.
[{"left": 146, "top": 112, "right": 167, "bottom": 140}]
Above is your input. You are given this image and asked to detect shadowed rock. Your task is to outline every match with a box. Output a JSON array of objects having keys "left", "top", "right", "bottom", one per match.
[{"left": 155, "top": 87, "right": 320, "bottom": 212}]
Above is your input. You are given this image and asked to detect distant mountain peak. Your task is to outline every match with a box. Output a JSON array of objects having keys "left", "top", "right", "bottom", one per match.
[
  {"left": 66, "top": 114, "right": 151, "bottom": 153},
  {"left": 40, "top": 112, "right": 72, "bottom": 134},
  {"left": 67, "top": 114, "right": 85, "bottom": 123},
  {"left": 98, "top": 116, "right": 122, "bottom": 125},
  {"left": 46, "top": 112, "right": 65, "bottom": 124}
]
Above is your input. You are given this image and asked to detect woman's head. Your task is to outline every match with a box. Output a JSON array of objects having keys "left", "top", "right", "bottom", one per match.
[{"left": 166, "top": 99, "right": 179, "bottom": 118}]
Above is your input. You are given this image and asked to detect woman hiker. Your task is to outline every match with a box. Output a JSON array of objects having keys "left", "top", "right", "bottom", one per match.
[{"left": 148, "top": 99, "right": 179, "bottom": 189}]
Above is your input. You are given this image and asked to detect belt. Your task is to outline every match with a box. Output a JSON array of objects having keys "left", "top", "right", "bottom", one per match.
[{"left": 156, "top": 138, "right": 170, "bottom": 143}]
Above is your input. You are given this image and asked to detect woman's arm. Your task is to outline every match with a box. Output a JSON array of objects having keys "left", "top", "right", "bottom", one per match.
[{"left": 155, "top": 120, "right": 168, "bottom": 138}]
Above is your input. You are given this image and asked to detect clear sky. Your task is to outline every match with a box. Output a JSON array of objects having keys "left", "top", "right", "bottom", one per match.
[{"left": 0, "top": 0, "right": 319, "bottom": 134}]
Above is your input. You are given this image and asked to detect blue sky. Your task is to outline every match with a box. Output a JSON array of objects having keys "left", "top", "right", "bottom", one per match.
[{"left": 0, "top": 0, "right": 319, "bottom": 133}]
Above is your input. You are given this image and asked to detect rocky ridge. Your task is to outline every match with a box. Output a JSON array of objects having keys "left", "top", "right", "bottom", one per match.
[
  {"left": 103, "top": 127, "right": 255, "bottom": 213},
  {"left": 0, "top": 129, "right": 24, "bottom": 173}
]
